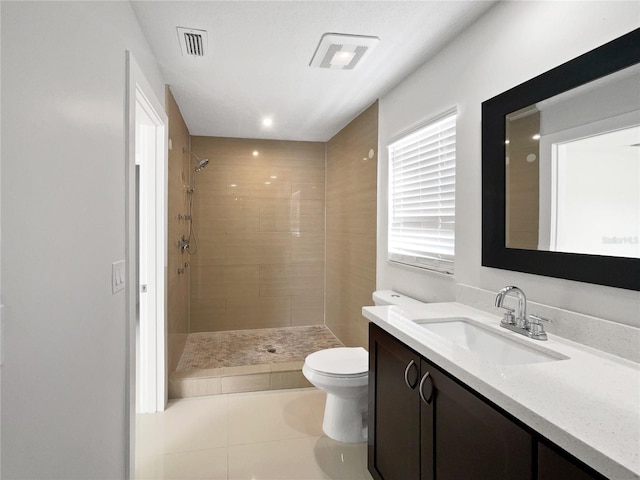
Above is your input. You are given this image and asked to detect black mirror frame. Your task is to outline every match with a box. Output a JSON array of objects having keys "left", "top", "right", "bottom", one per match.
[{"left": 482, "top": 28, "right": 640, "bottom": 291}]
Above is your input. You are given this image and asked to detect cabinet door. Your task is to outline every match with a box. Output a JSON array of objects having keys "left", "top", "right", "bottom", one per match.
[
  {"left": 537, "top": 441, "right": 607, "bottom": 480},
  {"left": 369, "top": 324, "right": 422, "bottom": 480},
  {"left": 421, "top": 359, "right": 533, "bottom": 480}
]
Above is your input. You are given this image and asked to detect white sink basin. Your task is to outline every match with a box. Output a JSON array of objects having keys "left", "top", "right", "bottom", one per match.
[{"left": 414, "top": 317, "right": 567, "bottom": 365}]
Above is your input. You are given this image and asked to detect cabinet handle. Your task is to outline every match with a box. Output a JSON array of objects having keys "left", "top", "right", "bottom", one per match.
[
  {"left": 404, "top": 360, "right": 418, "bottom": 389},
  {"left": 419, "top": 371, "right": 433, "bottom": 404}
]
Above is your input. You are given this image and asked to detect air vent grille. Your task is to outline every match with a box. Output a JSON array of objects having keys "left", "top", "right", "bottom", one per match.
[{"left": 177, "top": 27, "right": 207, "bottom": 57}]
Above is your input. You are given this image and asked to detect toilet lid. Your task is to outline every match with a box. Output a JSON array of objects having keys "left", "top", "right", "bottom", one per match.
[{"left": 305, "top": 347, "right": 368, "bottom": 376}]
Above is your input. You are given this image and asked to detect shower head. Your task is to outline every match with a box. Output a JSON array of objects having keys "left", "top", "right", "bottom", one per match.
[
  {"left": 195, "top": 157, "right": 209, "bottom": 172},
  {"left": 191, "top": 152, "right": 209, "bottom": 172}
]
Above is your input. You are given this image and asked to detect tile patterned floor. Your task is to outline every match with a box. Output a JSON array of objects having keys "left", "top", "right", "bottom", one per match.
[
  {"left": 136, "top": 388, "right": 374, "bottom": 480},
  {"left": 176, "top": 326, "right": 344, "bottom": 371}
]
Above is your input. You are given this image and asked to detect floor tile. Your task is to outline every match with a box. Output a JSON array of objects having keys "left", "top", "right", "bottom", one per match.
[
  {"left": 137, "top": 395, "right": 228, "bottom": 456},
  {"left": 136, "top": 448, "right": 228, "bottom": 480},
  {"left": 313, "top": 436, "right": 373, "bottom": 480},
  {"left": 135, "top": 387, "right": 372, "bottom": 480},
  {"left": 228, "top": 388, "right": 325, "bottom": 445},
  {"left": 228, "top": 436, "right": 328, "bottom": 480}
]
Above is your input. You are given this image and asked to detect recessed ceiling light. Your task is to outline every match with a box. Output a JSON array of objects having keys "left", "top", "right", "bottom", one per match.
[
  {"left": 262, "top": 118, "right": 273, "bottom": 127},
  {"left": 331, "top": 51, "right": 356, "bottom": 67},
  {"left": 270, "top": 175, "right": 277, "bottom": 179},
  {"left": 532, "top": 134, "right": 541, "bottom": 140},
  {"left": 252, "top": 150, "right": 259, "bottom": 157},
  {"left": 309, "top": 33, "right": 379, "bottom": 70},
  {"left": 264, "top": 181, "right": 271, "bottom": 185}
]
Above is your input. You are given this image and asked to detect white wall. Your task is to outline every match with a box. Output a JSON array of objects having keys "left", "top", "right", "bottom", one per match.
[
  {"left": 378, "top": 1, "right": 640, "bottom": 327},
  {"left": 1, "top": 2, "right": 163, "bottom": 478}
]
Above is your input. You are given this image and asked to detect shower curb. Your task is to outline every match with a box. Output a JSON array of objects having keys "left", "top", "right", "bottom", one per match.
[{"left": 168, "top": 362, "right": 312, "bottom": 398}]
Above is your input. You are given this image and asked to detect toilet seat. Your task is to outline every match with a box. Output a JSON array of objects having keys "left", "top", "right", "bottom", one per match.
[{"left": 304, "top": 347, "right": 368, "bottom": 378}]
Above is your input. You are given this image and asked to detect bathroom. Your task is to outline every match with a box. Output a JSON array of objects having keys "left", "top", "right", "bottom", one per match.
[
  {"left": 166, "top": 100, "right": 378, "bottom": 397},
  {"left": 1, "top": 1, "right": 639, "bottom": 479}
]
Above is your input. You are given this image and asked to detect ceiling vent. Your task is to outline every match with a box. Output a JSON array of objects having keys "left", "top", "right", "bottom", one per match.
[
  {"left": 309, "top": 33, "right": 379, "bottom": 70},
  {"left": 177, "top": 27, "right": 207, "bottom": 57}
]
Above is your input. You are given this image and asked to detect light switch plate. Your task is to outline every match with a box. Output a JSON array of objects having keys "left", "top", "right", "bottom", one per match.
[{"left": 112, "top": 260, "right": 126, "bottom": 294}]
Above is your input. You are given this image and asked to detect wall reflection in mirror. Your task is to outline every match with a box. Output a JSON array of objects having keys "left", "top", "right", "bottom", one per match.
[{"left": 505, "top": 64, "right": 640, "bottom": 258}]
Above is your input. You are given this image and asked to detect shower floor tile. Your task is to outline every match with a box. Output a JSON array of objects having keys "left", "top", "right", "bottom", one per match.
[
  {"left": 170, "top": 326, "right": 345, "bottom": 397},
  {"left": 176, "top": 325, "right": 343, "bottom": 371}
]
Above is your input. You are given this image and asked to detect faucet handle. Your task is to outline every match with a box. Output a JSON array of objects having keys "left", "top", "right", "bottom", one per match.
[
  {"left": 528, "top": 314, "right": 550, "bottom": 340},
  {"left": 498, "top": 306, "right": 515, "bottom": 326}
]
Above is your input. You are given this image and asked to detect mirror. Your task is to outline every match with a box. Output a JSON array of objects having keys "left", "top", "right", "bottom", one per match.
[{"left": 482, "top": 28, "right": 640, "bottom": 291}]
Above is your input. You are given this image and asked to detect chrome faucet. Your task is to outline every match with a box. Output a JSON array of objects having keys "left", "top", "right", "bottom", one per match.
[
  {"left": 495, "top": 285, "right": 527, "bottom": 328},
  {"left": 495, "top": 286, "right": 549, "bottom": 340}
]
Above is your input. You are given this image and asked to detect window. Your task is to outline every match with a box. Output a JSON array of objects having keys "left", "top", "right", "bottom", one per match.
[{"left": 388, "top": 111, "right": 456, "bottom": 273}]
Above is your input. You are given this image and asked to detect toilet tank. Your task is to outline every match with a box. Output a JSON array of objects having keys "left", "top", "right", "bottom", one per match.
[{"left": 372, "top": 290, "right": 428, "bottom": 308}]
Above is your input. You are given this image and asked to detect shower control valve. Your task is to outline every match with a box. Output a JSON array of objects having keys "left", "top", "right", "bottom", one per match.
[{"left": 177, "top": 235, "right": 190, "bottom": 253}]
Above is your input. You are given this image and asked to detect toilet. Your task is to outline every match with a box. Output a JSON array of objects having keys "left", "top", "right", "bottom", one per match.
[
  {"left": 302, "top": 347, "right": 369, "bottom": 443},
  {"left": 303, "top": 290, "right": 417, "bottom": 443}
]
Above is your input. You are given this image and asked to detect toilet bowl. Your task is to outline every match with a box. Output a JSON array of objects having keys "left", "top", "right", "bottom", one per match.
[
  {"left": 302, "top": 347, "right": 368, "bottom": 443},
  {"left": 304, "top": 291, "right": 414, "bottom": 443}
]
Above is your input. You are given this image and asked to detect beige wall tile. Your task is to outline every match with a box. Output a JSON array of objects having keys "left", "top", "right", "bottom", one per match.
[
  {"left": 191, "top": 265, "right": 260, "bottom": 300},
  {"left": 225, "top": 297, "right": 291, "bottom": 330},
  {"left": 291, "top": 182, "right": 325, "bottom": 200},
  {"left": 298, "top": 200, "right": 325, "bottom": 232},
  {"left": 190, "top": 298, "right": 226, "bottom": 332},
  {"left": 325, "top": 102, "right": 378, "bottom": 349},
  {"left": 191, "top": 136, "right": 325, "bottom": 167},
  {"left": 270, "top": 371, "right": 312, "bottom": 390},
  {"left": 292, "top": 232, "right": 324, "bottom": 263},
  {"left": 169, "top": 376, "right": 222, "bottom": 398},
  {"left": 259, "top": 199, "right": 292, "bottom": 232},
  {"left": 291, "top": 295, "right": 324, "bottom": 326},
  {"left": 291, "top": 166, "right": 325, "bottom": 184},
  {"left": 221, "top": 373, "right": 271, "bottom": 394},
  {"left": 259, "top": 263, "right": 324, "bottom": 297},
  {"left": 226, "top": 232, "right": 291, "bottom": 265},
  {"left": 167, "top": 87, "right": 192, "bottom": 371},
  {"left": 195, "top": 199, "right": 260, "bottom": 233},
  {"left": 189, "top": 136, "right": 325, "bottom": 333}
]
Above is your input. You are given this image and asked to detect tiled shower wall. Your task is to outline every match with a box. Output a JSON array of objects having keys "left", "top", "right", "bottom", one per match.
[
  {"left": 166, "top": 87, "right": 191, "bottom": 371},
  {"left": 325, "top": 102, "right": 378, "bottom": 348},
  {"left": 189, "top": 137, "right": 326, "bottom": 332}
]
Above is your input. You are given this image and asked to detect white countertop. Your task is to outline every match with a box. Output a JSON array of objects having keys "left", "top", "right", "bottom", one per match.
[{"left": 363, "top": 302, "right": 640, "bottom": 480}]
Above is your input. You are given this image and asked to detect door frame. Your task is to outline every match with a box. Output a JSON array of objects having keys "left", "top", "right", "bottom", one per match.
[{"left": 125, "top": 51, "right": 168, "bottom": 476}]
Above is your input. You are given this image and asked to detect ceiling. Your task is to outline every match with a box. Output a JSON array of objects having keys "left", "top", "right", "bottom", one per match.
[{"left": 131, "top": 1, "right": 495, "bottom": 142}]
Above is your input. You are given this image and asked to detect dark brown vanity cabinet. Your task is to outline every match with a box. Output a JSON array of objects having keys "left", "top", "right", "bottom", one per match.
[
  {"left": 368, "top": 323, "right": 605, "bottom": 480},
  {"left": 368, "top": 323, "right": 422, "bottom": 480},
  {"left": 537, "top": 441, "right": 607, "bottom": 480},
  {"left": 420, "top": 357, "right": 532, "bottom": 479}
]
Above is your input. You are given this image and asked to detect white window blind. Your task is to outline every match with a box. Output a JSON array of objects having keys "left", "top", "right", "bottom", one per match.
[{"left": 388, "top": 112, "right": 456, "bottom": 273}]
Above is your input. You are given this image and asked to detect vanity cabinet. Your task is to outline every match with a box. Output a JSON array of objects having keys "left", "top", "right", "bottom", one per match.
[
  {"left": 368, "top": 323, "right": 422, "bottom": 479},
  {"left": 368, "top": 323, "right": 606, "bottom": 480},
  {"left": 420, "top": 356, "right": 532, "bottom": 479},
  {"left": 537, "top": 441, "right": 607, "bottom": 480}
]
